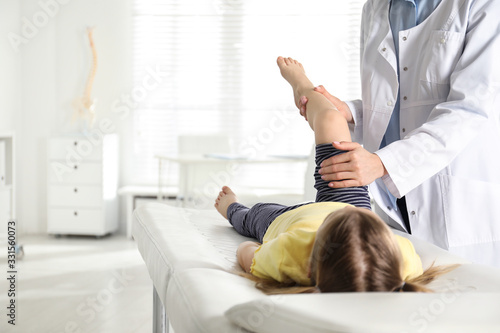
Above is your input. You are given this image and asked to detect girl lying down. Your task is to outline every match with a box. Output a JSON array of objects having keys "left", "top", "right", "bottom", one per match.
[{"left": 214, "top": 57, "right": 456, "bottom": 294}]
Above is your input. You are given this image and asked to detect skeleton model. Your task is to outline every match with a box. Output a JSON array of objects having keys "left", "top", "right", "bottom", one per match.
[{"left": 72, "top": 27, "right": 98, "bottom": 129}]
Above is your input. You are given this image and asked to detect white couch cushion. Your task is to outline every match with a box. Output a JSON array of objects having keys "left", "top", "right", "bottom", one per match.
[{"left": 226, "top": 292, "right": 500, "bottom": 333}]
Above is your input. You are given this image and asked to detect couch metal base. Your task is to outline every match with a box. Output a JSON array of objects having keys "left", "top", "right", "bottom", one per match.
[{"left": 153, "top": 287, "right": 168, "bottom": 333}]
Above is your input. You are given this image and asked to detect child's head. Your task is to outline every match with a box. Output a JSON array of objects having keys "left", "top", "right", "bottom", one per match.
[{"left": 310, "top": 206, "right": 404, "bottom": 292}]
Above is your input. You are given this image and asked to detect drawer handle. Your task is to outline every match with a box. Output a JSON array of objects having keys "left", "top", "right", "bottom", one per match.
[
  {"left": 74, "top": 188, "right": 78, "bottom": 193},
  {"left": 74, "top": 211, "right": 78, "bottom": 216}
]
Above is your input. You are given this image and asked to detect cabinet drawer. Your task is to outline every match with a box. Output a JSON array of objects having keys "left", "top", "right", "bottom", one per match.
[
  {"left": 48, "top": 137, "right": 103, "bottom": 161},
  {"left": 47, "top": 208, "right": 103, "bottom": 234},
  {"left": 48, "top": 185, "right": 103, "bottom": 208},
  {"left": 48, "top": 162, "right": 102, "bottom": 184}
]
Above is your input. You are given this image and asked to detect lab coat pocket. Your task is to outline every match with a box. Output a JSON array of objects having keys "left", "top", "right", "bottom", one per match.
[
  {"left": 440, "top": 175, "right": 500, "bottom": 247},
  {"left": 419, "top": 31, "right": 465, "bottom": 98}
]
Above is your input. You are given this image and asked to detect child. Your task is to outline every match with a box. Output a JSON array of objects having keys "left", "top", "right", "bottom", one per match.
[{"left": 215, "top": 57, "right": 455, "bottom": 294}]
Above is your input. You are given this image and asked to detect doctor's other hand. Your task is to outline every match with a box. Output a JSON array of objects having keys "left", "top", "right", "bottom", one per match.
[
  {"left": 299, "top": 85, "right": 353, "bottom": 123},
  {"left": 318, "top": 142, "right": 387, "bottom": 188}
]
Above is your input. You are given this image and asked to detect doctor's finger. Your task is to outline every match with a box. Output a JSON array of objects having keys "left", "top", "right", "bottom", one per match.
[
  {"left": 318, "top": 162, "right": 351, "bottom": 177},
  {"left": 314, "top": 85, "right": 343, "bottom": 105},
  {"left": 314, "top": 85, "right": 330, "bottom": 97},
  {"left": 320, "top": 153, "right": 351, "bottom": 168},
  {"left": 328, "top": 179, "right": 361, "bottom": 188},
  {"left": 320, "top": 171, "right": 355, "bottom": 182},
  {"left": 299, "top": 96, "right": 308, "bottom": 119},
  {"left": 299, "top": 96, "right": 308, "bottom": 109}
]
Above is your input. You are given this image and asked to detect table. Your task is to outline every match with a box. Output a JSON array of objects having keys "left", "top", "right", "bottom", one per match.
[
  {"left": 156, "top": 153, "right": 309, "bottom": 207},
  {"left": 118, "top": 185, "right": 178, "bottom": 239}
]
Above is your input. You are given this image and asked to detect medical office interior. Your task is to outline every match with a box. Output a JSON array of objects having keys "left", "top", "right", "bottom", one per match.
[{"left": 1, "top": 0, "right": 499, "bottom": 332}]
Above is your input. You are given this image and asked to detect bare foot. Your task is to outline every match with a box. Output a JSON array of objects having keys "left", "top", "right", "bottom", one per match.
[
  {"left": 214, "top": 186, "right": 238, "bottom": 219},
  {"left": 277, "top": 56, "right": 315, "bottom": 108}
]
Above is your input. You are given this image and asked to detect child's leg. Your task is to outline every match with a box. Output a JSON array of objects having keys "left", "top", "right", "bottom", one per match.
[
  {"left": 277, "top": 56, "right": 351, "bottom": 145},
  {"left": 215, "top": 186, "right": 307, "bottom": 242},
  {"left": 313, "top": 144, "right": 371, "bottom": 209},
  {"left": 277, "top": 57, "right": 371, "bottom": 210}
]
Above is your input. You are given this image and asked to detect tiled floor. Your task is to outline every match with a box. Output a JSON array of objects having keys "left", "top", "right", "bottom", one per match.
[{"left": 0, "top": 234, "right": 152, "bottom": 333}]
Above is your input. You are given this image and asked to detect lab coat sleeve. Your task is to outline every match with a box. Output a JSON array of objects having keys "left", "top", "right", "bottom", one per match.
[
  {"left": 376, "top": 0, "right": 500, "bottom": 198},
  {"left": 345, "top": 99, "right": 363, "bottom": 144},
  {"left": 345, "top": 2, "right": 370, "bottom": 145}
]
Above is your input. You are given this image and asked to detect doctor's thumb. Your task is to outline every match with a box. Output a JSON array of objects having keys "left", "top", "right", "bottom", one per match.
[{"left": 332, "top": 141, "right": 358, "bottom": 151}]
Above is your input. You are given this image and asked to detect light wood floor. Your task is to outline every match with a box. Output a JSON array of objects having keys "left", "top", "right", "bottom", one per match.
[{"left": 0, "top": 234, "right": 152, "bottom": 333}]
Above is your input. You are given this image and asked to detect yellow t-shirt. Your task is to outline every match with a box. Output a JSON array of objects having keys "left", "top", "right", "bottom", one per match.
[{"left": 250, "top": 202, "right": 423, "bottom": 285}]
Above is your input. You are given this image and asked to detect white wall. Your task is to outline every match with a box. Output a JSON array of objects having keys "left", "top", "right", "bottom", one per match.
[
  {"left": 15, "top": 0, "right": 132, "bottom": 234},
  {"left": 0, "top": 1, "right": 21, "bottom": 132}
]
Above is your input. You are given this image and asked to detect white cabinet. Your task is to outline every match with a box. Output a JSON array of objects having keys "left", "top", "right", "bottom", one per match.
[
  {"left": 0, "top": 132, "right": 14, "bottom": 244},
  {"left": 0, "top": 187, "right": 11, "bottom": 226},
  {"left": 0, "top": 140, "right": 5, "bottom": 187},
  {"left": 47, "top": 135, "right": 118, "bottom": 236}
]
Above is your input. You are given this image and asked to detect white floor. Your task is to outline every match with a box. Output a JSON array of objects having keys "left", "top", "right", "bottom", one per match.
[{"left": 0, "top": 234, "right": 152, "bottom": 333}]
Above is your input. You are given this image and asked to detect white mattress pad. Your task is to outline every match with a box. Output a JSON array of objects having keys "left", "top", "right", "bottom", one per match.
[{"left": 133, "top": 202, "right": 500, "bottom": 333}]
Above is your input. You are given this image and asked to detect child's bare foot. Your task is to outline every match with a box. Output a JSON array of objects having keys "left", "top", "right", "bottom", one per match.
[
  {"left": 277, "top": 56, "right": 315, "bottom": 108},
  {"left": 214, "top": 186, "right": 238, "bottom": 219}
]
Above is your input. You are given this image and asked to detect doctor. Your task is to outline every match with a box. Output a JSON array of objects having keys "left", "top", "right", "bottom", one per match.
[{"left": 299, "top": 0, "right": 500, "bottom": 267}]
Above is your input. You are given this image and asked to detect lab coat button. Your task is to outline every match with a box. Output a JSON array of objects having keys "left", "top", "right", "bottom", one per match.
[
  {"left": 440, "top": 38, "right": 446, "bottom": 44},
  {"left": 403, "top": 67, "right": 408, "bottom": 71},
  {"left": 402, "top": 36, "right": 407, "bottom": 41},
  {"left": 402, "top": 128, "right": 406, "bottom": 133},
  {"left": 382, "top": 47, "right": 387, "bottom": 52},
  {"left": 387, "top": 206, "right": 392, "bottom": 210},
  {"left": 403, "top": 96, "right": 408, "bottom": 100},
  {"left": 411, "top": 211, "right": 416, "bottom": 216},
  {"left": 387, "top": 101, "right": 393, "bottom": 106}
]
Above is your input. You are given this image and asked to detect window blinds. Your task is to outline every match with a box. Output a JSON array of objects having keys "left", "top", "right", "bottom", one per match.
[{"left": 131, "top": 0, "right": 364, "bottom": 191}]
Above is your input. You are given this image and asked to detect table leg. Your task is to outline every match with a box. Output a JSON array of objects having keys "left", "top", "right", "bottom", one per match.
[
  {"left": 180, "top": 164, "right": 188, "bottom": 207},
  {"left": 157, "top": 159, "right": 163, "bottom": 201},
  {"left": 126, "top": 194, "right": 133, "bottom": 239}
]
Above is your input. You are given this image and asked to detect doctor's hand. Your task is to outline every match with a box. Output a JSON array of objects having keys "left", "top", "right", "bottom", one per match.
[
  {"left": 299, "top": 85, "right": 353, "bottom": 123},
  {"left": 319, "top": 142, "right": 387, "bottom": 188}
]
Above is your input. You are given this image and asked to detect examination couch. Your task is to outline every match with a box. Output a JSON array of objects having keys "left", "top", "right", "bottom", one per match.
[{"left": 133, "top": 202, "right": 500, "bottom": 333}]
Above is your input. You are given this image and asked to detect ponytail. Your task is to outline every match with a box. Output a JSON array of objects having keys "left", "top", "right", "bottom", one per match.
[{"left": 397, "top": 263, "right": 461, "bottom": 293}]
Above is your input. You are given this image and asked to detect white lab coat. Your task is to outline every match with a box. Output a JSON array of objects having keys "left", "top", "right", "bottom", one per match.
[{"left": 347, "top": 0, "right": 500, "bottom": 266}]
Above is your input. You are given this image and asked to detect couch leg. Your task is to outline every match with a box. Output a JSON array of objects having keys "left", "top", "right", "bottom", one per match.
[{"left": 153, "top": 287, "right": 168, "bottom": 333}]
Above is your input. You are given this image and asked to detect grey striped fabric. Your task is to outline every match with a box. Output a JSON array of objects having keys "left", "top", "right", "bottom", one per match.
[{"left": 314, "top": 144, "right": 372, "bottom": 210}]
